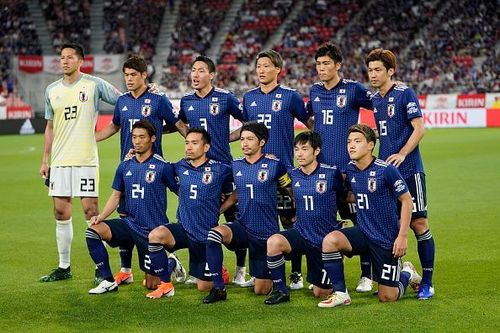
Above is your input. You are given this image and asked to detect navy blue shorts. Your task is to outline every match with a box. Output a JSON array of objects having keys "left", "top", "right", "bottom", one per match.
[
  {"left": 103, "top": 219, "right": 149, "bottom": 273},
  {"left": 405, "top": 172, "right": 428, "bottom": 220},
  {"left": 281, "top": 229, "right": 332, "bottom": 290},
  {"left": 340, "top": 226, "right": 401, "bottom": 287},
  {"left": 165, "top": 223, "right": 211, "bottom": 281},
  {"left": 225, "top": 222, "right": 270, "bottom": 279},
  {"left": 277, "top": 193, "right": 296, "bottom": 218}
]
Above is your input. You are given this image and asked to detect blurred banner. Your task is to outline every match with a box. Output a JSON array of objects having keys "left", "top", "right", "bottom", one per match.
[{"left": 18, "top": 55, "right": 120, "bottom": 74}]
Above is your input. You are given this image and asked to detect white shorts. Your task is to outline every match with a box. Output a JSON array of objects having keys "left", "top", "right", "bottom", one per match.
[{"left": 48, "top": 166, "right": 99, "bottom": 197}]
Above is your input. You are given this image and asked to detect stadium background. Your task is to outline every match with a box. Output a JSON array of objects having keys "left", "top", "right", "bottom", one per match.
[{"left": 0, "top": 0, "right": 499, "bottom": 332}]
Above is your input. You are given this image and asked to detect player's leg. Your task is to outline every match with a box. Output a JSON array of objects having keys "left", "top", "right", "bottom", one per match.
[
  {"left": 303, "top": 245, "right": 333, "bottom": 298},
  {"left": 265, "top": 230, "right": 294, "bottom": 305},
  {"left": 115, "top": 195, "right": 134, "bottom": 285},
  {"left": 206, "top": 225, "right": 233, "bottom": 291},
  {"left": 222, "top": 198, "right": 247, "bottom": 285},
  {"left": 247, "top": 235, "right": 272, "bottom": 295}
]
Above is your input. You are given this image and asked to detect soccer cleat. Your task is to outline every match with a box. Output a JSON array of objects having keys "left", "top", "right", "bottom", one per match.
[
  {"left": 240, "top": 276, "right": 255, "bottom": 288},
  {"left": 168, "top": 253, "right": 187, "bottom": 283},
  {"left": 289, "top": 272, "right": 304, "bottom": 290},
  {"left": 265, "top": 289, "right": 290, "bottom": 305},
  {"left": 89, "top": 280, "right": 118, "bottom": 294},
  {"left": 417, "top": 284, "right": 435, "bottom": 300},
  {"left": 203, "top": 288, "right": 227, "bottom": 304},
  {"left": 222, "top": 265, "right": 230, "bottom": 285},
  {"left": 146, "top": 282, "right": 175, "bottom": 299},
  {"left": 308, "top": 284, "right": 314, "bottom": 290},
  {"left": 355, "top": 276, "right": 373, "bottom": 293},
  {"left": 318, "top": 291, "right": 352, "bottom": 308},
  {"left": 39, "top": 267, "right": 72, "bottom": 282},
  {"left": 232, "top": 266, "right": 246, "bottom": 286},
  {"left": 94, "top": 268, "right": 105, "bottom": 286},
  {"left": 114, "top": 271, "right": 134, "bottom": 285},
  {"left": 185, "top": 276, "right": 198, "bottom": 285},
  {"left": 402, "top": 261, "right": 422, "bottom": 293}
]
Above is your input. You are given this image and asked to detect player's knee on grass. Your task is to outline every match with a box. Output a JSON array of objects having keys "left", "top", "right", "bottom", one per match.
[
  {"left": 410, "top": 217, "right": 429, "bottom": 236},
  {"left": 377, "top": 286, "right": 399, "bottom": 302},
  {"left": 254, "top": 279, "right": 272, "bottom": 295}
]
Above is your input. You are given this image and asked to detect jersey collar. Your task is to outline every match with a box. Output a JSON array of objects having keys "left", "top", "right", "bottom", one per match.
[
  {"left": 259, "top": 84, "right": 280, "bottom": 95},
  {"left": 195, "top": 86, "right": 215, "bottom": 99}
]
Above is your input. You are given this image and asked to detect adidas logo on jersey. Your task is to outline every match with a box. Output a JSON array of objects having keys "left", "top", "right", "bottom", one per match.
[
  {"left": 250, "top": 101, "right": 257, "bottom": 107},
  {"left": 314, "top": 96, "right": 320, "bottom": 102},
  {"left": 126, "top": 170, "right": 132, "bottom": 176},
  {"left": 351, "top": 177, "right": 356, "bottom": 183},
  {"left": 183, "top": 170, "right": 189, "bottom": 175},
  {"left": 122, "top": 106, "right": 128, "bottom": 111},
  {"left": 294, "top": 181, "right": 300, "bottom": 187},
  {"left": 236, "top": 171, "right": 242, "bottom": 176},
  {"left": 188, "top": 106, "right": 194, "bottom": 111}
]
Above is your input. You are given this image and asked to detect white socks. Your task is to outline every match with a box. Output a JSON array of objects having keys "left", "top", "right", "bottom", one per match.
[{"left": 56, "top": 218, "right": 73, "bottom": 269}]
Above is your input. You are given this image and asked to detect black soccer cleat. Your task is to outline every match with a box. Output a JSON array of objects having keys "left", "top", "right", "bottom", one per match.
[
  {"left": 39, "top": 267, "right": 72, "bottom": 282},
  {"left": 203, "top": 288, "right": 227, "bottom": 304},
  {"left": 264, "top": 289, "right": 290, "bottom": 305}
]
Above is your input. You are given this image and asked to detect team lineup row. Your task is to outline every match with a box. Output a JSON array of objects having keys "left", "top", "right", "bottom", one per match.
[{"left": 39, "top": 42, "right": 435, "bottom": 306}]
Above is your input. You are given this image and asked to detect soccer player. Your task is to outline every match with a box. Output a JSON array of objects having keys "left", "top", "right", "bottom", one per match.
[
  {"left": 203, "top": 122, "right": 291, "bottom": 303},
  {"left": 318, "top": 124, "right": 421, "bottom": 307},
  {"left": 239, "top": 50, "right": 310, "bottom": 289},
  {"left": 95, "top": 55, "right": 181, "bottom": 285},
  {"left": 366, "top": 49, "right": 435, "bottom": 299},
  {"left": 39, "top": 43, "right": 121, "bottom": 282},
  {"left": 145, "top": 128, "right": 233, "bottom": 298},
  {"left": 307, "top": 43, "right": 374, "bottom": 292},
  {"left": 85, "top": 120, "right": 182, "bottom": 294},
  {"left": 174, "top": 55, "right": 247, "bottom": 285},
  {"left": 264, "top": 131, "right": 344, "bottom": 305}
]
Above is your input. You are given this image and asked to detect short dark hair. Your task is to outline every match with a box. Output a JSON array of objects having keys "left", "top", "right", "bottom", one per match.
[
  {"left": 294, "top": 131, "right": 322, "bottom": 150},
  {"left": 132, "top": 119, "right": 156, "bottom": 138},
  {"left": 186, "top": 127, "right": 212, "bottom": 145},
  {"left": 123, "top": 55, "right": 148, "bottom": 73},
  {"left": 365, "top": 48, "right": 397, "bottom": 73},
  {"left": 192, "top": 55, "right": 216, "bottom": 74},
  {"left": 348, "top": 124, "right": 377, "bottom": 146},
  {"left": 315, "top": 43, "right": 342, "bottom": 63},
  {"left": 255, "top": 50, "right": 283, "bottom": 69},
  {"left": 240, "top": 121, "right": 269, "bottom": 144},
  {"left": 60, "top": 42, "right": 85, "bottom": 59}
]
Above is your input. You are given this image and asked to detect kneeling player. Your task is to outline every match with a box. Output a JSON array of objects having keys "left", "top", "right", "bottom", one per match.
[{"left": 318, "top": 124, "right": 421, "bottom": 307}]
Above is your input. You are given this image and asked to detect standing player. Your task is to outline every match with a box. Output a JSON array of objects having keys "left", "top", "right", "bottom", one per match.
[
  {"left": 39, "top": 43, "right": 121, "bottom": 282},
  {"left": 240, "top": 50, "right": 310, "bottom": 289},
  {"left": 318, "top": 124, "right": 421, "bottom": 307},
  {"left": 265, "top": 131, "right": 344, "bottom": 305},
  {"left": 366, "top": 49, "right": 435, "bottom": 299},
  {"left": 203, "top": 122, "right": 291, "bottom": 303},
  {"left": 145, "top": 128, "right": 233, "bottom": 298},
  {"left": 307, "top": 43, "right": 374, "bottom": 292},
  {"left": 85, "top": 120, "right": 182, "bottom": 294},
  {"left": 95, "top": 55, "right": 181, "bottom": 285},
  {"left": 174, "top": 56, "right": 247, "bottom": 285}
]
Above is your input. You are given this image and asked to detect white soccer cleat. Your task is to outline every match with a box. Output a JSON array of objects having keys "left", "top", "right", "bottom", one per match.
[
  {"left": 318, "top": 291, "right": 352, "bottom": 308},
  {"left": 89, "top": 280, "right": 118, "bottom": 294},
  {"left": 169, "top": 253, "right": 187, "bottom": 283},
  {"left": 402, "top": 261, "right": 422, "bottom": 292},
  {"left": 355, "top": 276, "right": 373, "bottom": 293},
  {"left": 239, "top": 276, "right": 255, "bottom": 288},
  {"left": 232, "top": 266, "right": 247, "bottom": 286},
  {"left": 308, "top": 284, "right": 314, "bottom": 290},
  {"left": 289, "top": 272, "right": 304, "bottom": 290},
  {"left": 185, "top": 276, "right": 198, "bottom": 285}
]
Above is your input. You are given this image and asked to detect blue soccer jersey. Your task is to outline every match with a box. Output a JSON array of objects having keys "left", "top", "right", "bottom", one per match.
[
  {"left": 243, "top": 85, "right": 309, "bottom": 168},
  {"left": 180, "top": 87, "right": 244, "bottom": 164},
  {"left": 371, "top": 84, "right": 425, "bottom": 178},
  {"left": 289, "top": 164, "right": 344, "bottom": 249},
  {"left": 175, "top": 159, "right": 233, "bottom": 243},
  {"left": 345, "top": 158, "right": 409, "bottom": 249},
  {"left": 112, "top": 91, "right": 177, "bottom": 159},
  {"left": 307, "top": 80, "right": 372, "bottom": 171},
  {"left": 232, "top": 155, "right": 290, "bottom": 240},
  {"left": 112, "top": 154, "right": 178, "bottom": 238}
]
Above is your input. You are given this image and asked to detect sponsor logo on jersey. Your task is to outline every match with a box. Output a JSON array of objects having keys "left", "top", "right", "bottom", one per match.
[
  {"left": 79, "top": 91, "right": 88, "bottom": 102},
  {"left": 202, "top": 171, "right": 213, "bottom": 184},
  {"left": 236, "top": 171, "right": 242, "bottom": 176},
  {"left": 314, "top": 96, "right": 320, "bottom": 102},
  {"left": 183, "top": 170, "right": 189, "bottom": 175},
  {"left": 351, "top": 177, "right": 356, "bottom": 183},
  {"left": 188, "top": 105, "right": 194, "bottom": 111},
  {"left": 336, "top": 95, "right": 347, "bottom": 108},
  {"left": 373, "top": 107, "right": 378, "bottom": 113},
  {"left": 407, "top": 102, "right": 418, "bottom": 114},
  {"left": 368, "top": 177, "right": 377, "bottom": 192},
  {"left": 258, "top": 169, "right": 268, "bottom": 182},
  {"left": 272, "top": 100, "right": 282, "bottom": 112},
  {"left": 145, "top": 98, "right": 151, "bottom": 104},
  {"left": 294, "top": 181, "right": 300, "bottom": 187},
  {"left": 316, "top": 180, "right": 327, "bottom": 193},
  {"left": 387, "top": 104, "right": 395, "bottom": 118},
  {"left": 250, "top": 101, "right": 257, "bottom": 107},
  {"left": 145, "top": 170, "right": 156, "bottom": 183},
  {"left": 126, "top": 170, "right": 132, "bottom": 176},
  {"left": 394, "top": 179, "right": 406, "bottom": 192},
  {"left": 142, "top": 105, "right": 151, "bottom": 117},
  {"left": 122, "top": 105, "right": 128, "bottom": 111},
  {"left": 209, "top": 103, "right": 220, "bottom": 116}
]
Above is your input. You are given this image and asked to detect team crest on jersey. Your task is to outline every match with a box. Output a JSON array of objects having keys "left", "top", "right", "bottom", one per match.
[
  {"left": 387, "top": 104, "right": 395, "bottom": 118},
  {"left": 368, "top": 177, "right": 377, "bottom": 192},
  {"left": 145, "top": 170, "right": 156, "bottom": 183},
  {"left": 258, "top": 169, "right": 268, "bottom": 182},
  {"left": 209, "top": 103, "right": 220, "bottom": 116},
  {"left": 79, "top": 91, "right": 88, "bottom": 103},
  {"left": 316, "top": 180, "right": 327, "bottom": 194},
  {"left": 336, "top": 95, "right": 347, "bottom": 108},
  {"left": 142, "top": 105, "right": 151, "bottom": 117},
  {"left": 272, "top": 100, "right": 282, "bottom": 112},
  {"left": 202, "top": 171, "right": 213, "bottom": 184}
]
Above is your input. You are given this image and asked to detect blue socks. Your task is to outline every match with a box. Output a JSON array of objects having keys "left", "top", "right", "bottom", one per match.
[
  {"left": 206, "top": 230, "right": 225, "bottom": 289},
  {"left": 148, "top": 243, "right": 171, "bottom": 282},
  {"left": 417, "top": 229, "right": 434, "bottom": 286},
  {"left": 86, "top": 228, "right": 112, "bottom": 281},
  {"left": 322, "top": 251, "right": 346, "bottom": 292},
  {"left": 267, "top": 254, "right": 287, "bottom": 293}
]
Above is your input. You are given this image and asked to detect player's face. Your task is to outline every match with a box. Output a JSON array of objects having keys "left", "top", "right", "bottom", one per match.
[
  {"left": 316, "top": 55, "right": 341, "bottom": 83},
  {"left": 60, "top": 48, "right": 82, "bottom": 75},
  {"left": 347, "top": 132, "right": 373, "bottom": 161},
  {"left": 240, "top": 130, "right": 264, "bottom": 157},
  {"left": 294, "top": 141, "right": 320, "bottom": 168},
  {"left": 191, "top": 61, "right": 214, "bottom": 91},
  {"left": 132, "top": 128, "right": 155, "bottom": 154},
  {"left": 367, "top": 61, "right": 394, "bottom": 89},
  {"left": 256, "top": 57, "right": 280, "bottom": 86},
  {"left": 124, "top": 68, "right": 147, "bottom": 92},
  {"left": 185, "top": 132, "right": 209, "bottom": 160}
]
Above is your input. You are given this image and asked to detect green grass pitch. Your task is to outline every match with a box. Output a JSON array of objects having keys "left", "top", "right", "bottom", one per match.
[{"left": 0, "top": 128, "right": 499, "bottom": 332}]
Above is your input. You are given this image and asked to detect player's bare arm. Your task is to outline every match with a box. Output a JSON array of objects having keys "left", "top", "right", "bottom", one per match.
[
  {"left": 40, "top": 120, "right": 54, "bottom": 178},
  {"left": 175, "top": 119, "right": 188, "bottom": 137},
  {"left": 90, "top": 189, "right": 121, "bottom": 224},
  {"left": 229, "top": 126, "right": 242, "bottom": 142},
  {"left": 386, "top": 117, "right": 424, "bottom": 167},
  {"left": 95, "top": 122, "right": 120, "bottom": 142},
  {"left": 393, "top": 191, "right": 412, "bottom": 257}
]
